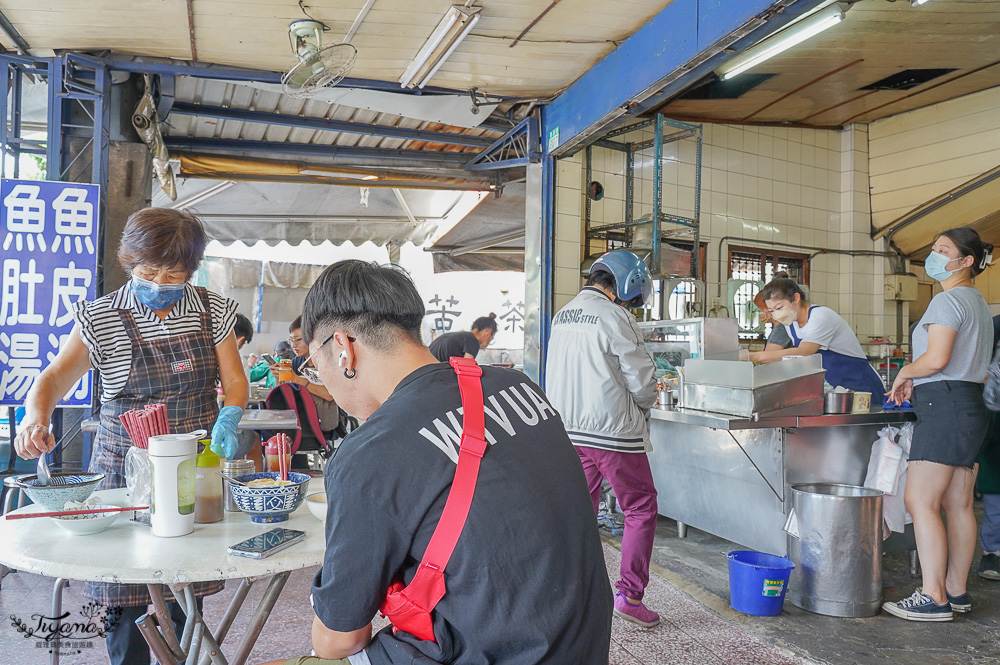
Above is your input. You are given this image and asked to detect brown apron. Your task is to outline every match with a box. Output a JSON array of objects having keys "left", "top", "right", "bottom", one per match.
[{"left": 86, "top": 286, "right": 224, "bottom": 608}]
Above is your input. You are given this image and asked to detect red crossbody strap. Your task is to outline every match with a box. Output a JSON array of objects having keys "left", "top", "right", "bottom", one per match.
[{"left": 418, "top": 357, "right": 486, "bottom": 574}]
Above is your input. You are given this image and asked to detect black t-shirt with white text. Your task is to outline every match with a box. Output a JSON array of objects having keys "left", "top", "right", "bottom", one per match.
[
  {"left": 312, "top": 363, "right": 612, "bottom": 665},
  {"left": 428, "top": 331, "right": 481, "bottom": 362}
]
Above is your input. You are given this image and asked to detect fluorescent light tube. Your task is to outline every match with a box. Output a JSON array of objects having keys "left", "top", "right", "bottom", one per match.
[
  {"left": 720, "top": 3, "right": 849, "bottom": 80},
  {"left": 300, "top": 169, "right": 379, "bottom": 180},
  {"left": 399, "top": 5, "right": 482, "bottom": 89}
]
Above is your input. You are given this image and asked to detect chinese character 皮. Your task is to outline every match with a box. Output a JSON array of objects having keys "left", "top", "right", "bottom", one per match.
[{"left": 49, "top": 261, "right": 92, "bottom": 327}]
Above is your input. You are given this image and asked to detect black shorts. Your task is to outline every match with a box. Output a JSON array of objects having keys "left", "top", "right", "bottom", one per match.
[{"left": 910, "top": 380, "right": 990, "bottom": 468}]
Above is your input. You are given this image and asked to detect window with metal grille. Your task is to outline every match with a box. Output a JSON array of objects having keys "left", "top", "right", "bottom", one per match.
[{"left": 729, "top": 246, "right": 809, "bottom": 338}]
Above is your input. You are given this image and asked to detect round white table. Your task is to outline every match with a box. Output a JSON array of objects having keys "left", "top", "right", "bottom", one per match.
[{"left": 0, "top": 480, "right": 326, "bottom": 665}]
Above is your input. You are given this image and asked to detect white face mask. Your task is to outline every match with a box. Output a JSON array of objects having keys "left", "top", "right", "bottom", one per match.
[{"left": 772, "top": 308, "right": 797, "bottom": 326}]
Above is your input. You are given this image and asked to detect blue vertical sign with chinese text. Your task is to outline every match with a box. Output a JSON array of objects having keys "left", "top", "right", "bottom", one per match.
[{"left": 1, "top": 179, "right": 99, "bottom": 406}]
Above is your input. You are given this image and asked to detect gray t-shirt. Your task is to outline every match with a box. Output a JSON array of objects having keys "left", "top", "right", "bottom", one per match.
[
  {"left": 766, "top": 324, "right": 791, "bottom": 348},
  {"left": 912, "top": 286, "right": 992, "bottom": 386}
]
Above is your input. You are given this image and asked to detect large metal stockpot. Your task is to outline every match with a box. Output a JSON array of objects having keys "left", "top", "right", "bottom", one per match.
[{"left": 785, "top": 483, "right": 884, "bottom": 617}]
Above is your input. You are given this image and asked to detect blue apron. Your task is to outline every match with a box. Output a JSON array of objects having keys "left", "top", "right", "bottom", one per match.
[{"left": 787, "top": 306, "right": 885, "bottom": 397}]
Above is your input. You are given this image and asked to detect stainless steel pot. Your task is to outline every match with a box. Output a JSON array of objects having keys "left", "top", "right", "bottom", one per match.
[{"left": 823, "top": 391, "right": 853, "bottom": 414}]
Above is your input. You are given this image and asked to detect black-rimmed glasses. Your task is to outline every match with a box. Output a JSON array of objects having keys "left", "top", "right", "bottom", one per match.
[{"left": 296, "top": 333, "right": 355, "bottom": 385}]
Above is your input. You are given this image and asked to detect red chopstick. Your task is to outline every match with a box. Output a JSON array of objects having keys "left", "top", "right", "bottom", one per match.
[{"left": 6, "top": 506, "right": 150, "bottom": 520}]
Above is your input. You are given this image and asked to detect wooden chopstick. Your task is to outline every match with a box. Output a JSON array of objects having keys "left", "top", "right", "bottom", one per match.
[{"left": 5, "top": 506, "right": 149, "bottom": 520}]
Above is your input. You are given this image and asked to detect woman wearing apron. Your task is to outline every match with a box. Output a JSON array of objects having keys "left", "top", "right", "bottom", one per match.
[
  {"left": 749, "top": 278, "right": 884, "bottom": 396},
  {"left": 14, "top": 208, "right": 249, "bottom": 665}
]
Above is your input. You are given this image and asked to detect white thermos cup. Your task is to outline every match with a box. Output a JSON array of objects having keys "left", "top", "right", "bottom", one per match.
[{"left": 148, "top": 433, "right": 198, "bottom": 537}]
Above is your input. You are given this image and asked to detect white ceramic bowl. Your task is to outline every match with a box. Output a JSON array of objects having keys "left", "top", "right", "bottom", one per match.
[
  {"left": 51, "top": 504, "right": 121, "bottom": 536},
  {"left": 305, "top": 491, "right": 326, "bottom": 523}
]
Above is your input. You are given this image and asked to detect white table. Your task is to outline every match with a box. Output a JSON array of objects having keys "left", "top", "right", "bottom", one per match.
[
  {"left": 80, "top": 409, "right": 300, "bottom": 433},
  {"left": 0, "top": 482, "right": 325, "bottom": 665}
]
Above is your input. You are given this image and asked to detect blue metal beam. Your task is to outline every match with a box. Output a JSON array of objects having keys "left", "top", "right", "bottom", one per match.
[
  {"left": 45, "top": 57, "right": 64, "bottom": 180},
  {"left": 464, "top": 115, "right": 540, "bottom": 172},
  {"left": 64, "top": 53, "right": 488, "bottom": 98},
  {"left": 169, "top": 102, "right": 496, "bottom": 149},
  {"left": 162, "top": 136, "right": 474, "bottom": 165},
  {"left": 542, "top": 0, "right": 827, "bottom": 155}
]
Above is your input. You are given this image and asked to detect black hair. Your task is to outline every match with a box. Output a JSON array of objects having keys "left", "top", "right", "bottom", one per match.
[
  {"left": 759, "top": 277, "right": 807, "bottom": 304},
  {"left": 773, "top": 270, "right": 789, "bottom": 280},
  {"left": 234, "top": 313, "right": 253, "bottom": 343},
  {"left": 289, "top": 316, "right": 302, "bottom": 334},
  {"left": 472, "top": 313, "right": 498, "bottom": 334},
  {"left": 585, "top": 268, "right": 616, "bottom": 292},
  {"left": 301, "top": 260, "right": 425, "bottom": 352},
  {"left": 938, "top": 227, "right": 994, "bottom": 277},
  {"left": 273, "top": 340, "right": 294, "bottom": 360}
]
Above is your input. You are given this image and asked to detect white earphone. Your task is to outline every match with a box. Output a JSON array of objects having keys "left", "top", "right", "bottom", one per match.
[{"left": 338, "top": 350, "right": 348, "bottom": 367}]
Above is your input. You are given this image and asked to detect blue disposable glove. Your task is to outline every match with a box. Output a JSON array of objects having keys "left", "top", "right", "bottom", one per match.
[{"left": 211, "top": 405, "right": 243, "bottom": 459}]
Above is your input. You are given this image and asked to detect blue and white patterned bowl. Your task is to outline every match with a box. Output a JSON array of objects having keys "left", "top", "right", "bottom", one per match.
[
  {"left": 15, "top": 473, "right": 105, "bottom": 512},
  {"left": 229, "top": 472, "right": 310, "bottom": 523}
]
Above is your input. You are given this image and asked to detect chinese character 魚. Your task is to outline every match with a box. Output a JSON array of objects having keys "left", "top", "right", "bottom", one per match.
[
  {"left": 51, "top": 187, "right": 96, "bottom": 255},
  {"left": 2, "top": 183, "right": 46, "bottom": 252}
]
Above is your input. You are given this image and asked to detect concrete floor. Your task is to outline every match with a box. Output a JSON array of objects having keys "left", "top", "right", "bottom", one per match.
[
  {"left": 0, "top": 542, "right": 802, "bottom": 665},
  {"left": 615, "top": 513, "right": 1000, "bottom": 665}
]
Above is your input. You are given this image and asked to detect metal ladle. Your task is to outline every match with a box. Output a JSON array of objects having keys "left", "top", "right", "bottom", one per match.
[{"left": 35, "top": 425, "right": 55, "bottom": 485}]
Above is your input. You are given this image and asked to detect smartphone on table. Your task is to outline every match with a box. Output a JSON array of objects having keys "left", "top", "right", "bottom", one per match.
[{"left": 228, "top": 528, "right": 306, "bottom": 559}]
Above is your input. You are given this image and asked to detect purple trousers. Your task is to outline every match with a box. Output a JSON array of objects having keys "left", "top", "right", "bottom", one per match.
[{"left": 576, "top": 446, "right": 658, "bottom": 600}]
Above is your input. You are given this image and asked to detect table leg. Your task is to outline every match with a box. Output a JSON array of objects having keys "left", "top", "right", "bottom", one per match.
[
  {"left": 184, "top": 586, "right": 206, "bottom": 665},
  {"left": 147, "top": 584, "right": 187, "bottom": 662},
  {"left": 198, "top": 578, "right": 254, "bottom": 665},
  {"left": 136, "top": 613, "right": 184, "bottom": 665},
  {"left": 172, "top": 583, "right": 196, "bottom": 653},
  {"left": 229, "top": 571, "right": 291, "bottom": 665},
  {"left": 50, "top": 578, "right": 68, "bottom": 665}
]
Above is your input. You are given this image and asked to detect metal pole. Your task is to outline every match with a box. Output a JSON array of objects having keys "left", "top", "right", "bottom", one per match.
[
  {"left": 11, "top": 64, "right": 21, "bottom": 178},
  {"left": 197, "top": 579, "right": 253, "bottom": 665},
  {"left": 147, "top": 584, "right": 187, "bottom": 661},
  {"left": 136, "top": 614, "right": 182, "bottom": 665},
  {"left": 538, "top": 156, "right": 555, "bottom": 391},
  {"left": 1, "top": 62, "right": 9, "bottom": 179},
  {"left": 692, "top": 124, "right": 703, "bottom": 282},
  {"left": 45, "top": 57, "right": 64, "bottom": 180},
  {"left": 229, "top": 572, "right": 291, "bottom": 665},
  {"left": 584, "top": 145, "right": 592, "bottom": 260},
  {"left": 652, "top": 115, "right": 664, "bottom": 275},
  {"left": 49, "top": 578, "right": 68, "bottom": 665},
  {"left": 184, "top": 586, "right": 205, "bottom": 665},
  {"left": 625, "top": 143, "right": 633, "bottom": 226}
]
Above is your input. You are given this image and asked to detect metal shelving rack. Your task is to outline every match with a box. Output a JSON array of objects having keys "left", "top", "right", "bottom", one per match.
[{"left": 583, "top": 114, "right": 703, "bottom": 279}]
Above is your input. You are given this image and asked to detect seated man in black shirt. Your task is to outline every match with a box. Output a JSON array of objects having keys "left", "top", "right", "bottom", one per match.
[
  {"left": 428, "top": 314, "right": 497, "bottom": 361},
  {"left": 265, "top": 261, "right": 612, "bottom": 665}
]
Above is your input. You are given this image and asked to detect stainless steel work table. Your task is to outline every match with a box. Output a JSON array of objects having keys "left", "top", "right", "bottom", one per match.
[{"left": 647, "top": 406, "right": 916, "bottom": 556}]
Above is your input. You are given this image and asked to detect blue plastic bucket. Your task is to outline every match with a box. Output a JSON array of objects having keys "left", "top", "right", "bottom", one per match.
[{"left": 727, "top": 550, "right": 795, "bottom": 616}]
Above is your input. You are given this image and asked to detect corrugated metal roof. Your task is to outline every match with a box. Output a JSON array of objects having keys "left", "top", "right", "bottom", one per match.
[{"left": 165, "top": 77, "right": 496, "bottom": 155}]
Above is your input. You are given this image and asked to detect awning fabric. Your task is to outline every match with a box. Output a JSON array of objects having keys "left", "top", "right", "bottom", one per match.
[
  {"left": 155, "top": 177, "right": 466, "bottom": 248},
  {"left": 875, "top": 164, "right": 1000, "bottom": 259},
  {"left": 430, "top": 182, "right": 526, "bottom": 272}
]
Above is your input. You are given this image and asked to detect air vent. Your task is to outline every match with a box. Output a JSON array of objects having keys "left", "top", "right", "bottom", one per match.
[
  {"left": 679, "top": 73, "right": 776, "bottom": 100},
  {"left": 860, "top": 69, "right": 957, "bottom": 92}
]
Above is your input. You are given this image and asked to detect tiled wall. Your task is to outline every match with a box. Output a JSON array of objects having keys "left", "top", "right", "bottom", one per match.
[
  {"left": 869, "top": 85, "right": 1000, "bottom": 305},
  {"left": 553, "top": 154, "right": 585, "bottom": 312},
  {"left": 576, "top": 121, "right": 895, "bottom": 344},
  {"left": 869, "top": 86, "right": 1000, "bottom": 233}
]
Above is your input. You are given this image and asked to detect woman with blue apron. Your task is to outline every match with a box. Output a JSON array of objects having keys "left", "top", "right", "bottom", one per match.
[
  {"left": 749, "top": 278, "right": 884, "bottom": 397},
  {"left": 13, "top": 208, "right": 250, "bottom": 665}
]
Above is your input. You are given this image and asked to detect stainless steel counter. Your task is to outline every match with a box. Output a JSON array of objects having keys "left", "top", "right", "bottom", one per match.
[
  {"left": 647, "top": 406, "right": 914, "bottom": 556},
  {"left": 649, "top": 405, "right": 915, "bottom": 430}
]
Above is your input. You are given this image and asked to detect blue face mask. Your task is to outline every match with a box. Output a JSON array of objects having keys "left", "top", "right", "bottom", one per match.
[
  {"left": 131, "top": 275, "right": 186, "bottom": 310},
  {"left": 924, "top": 250, "right": 959, "bottom": 282}
]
